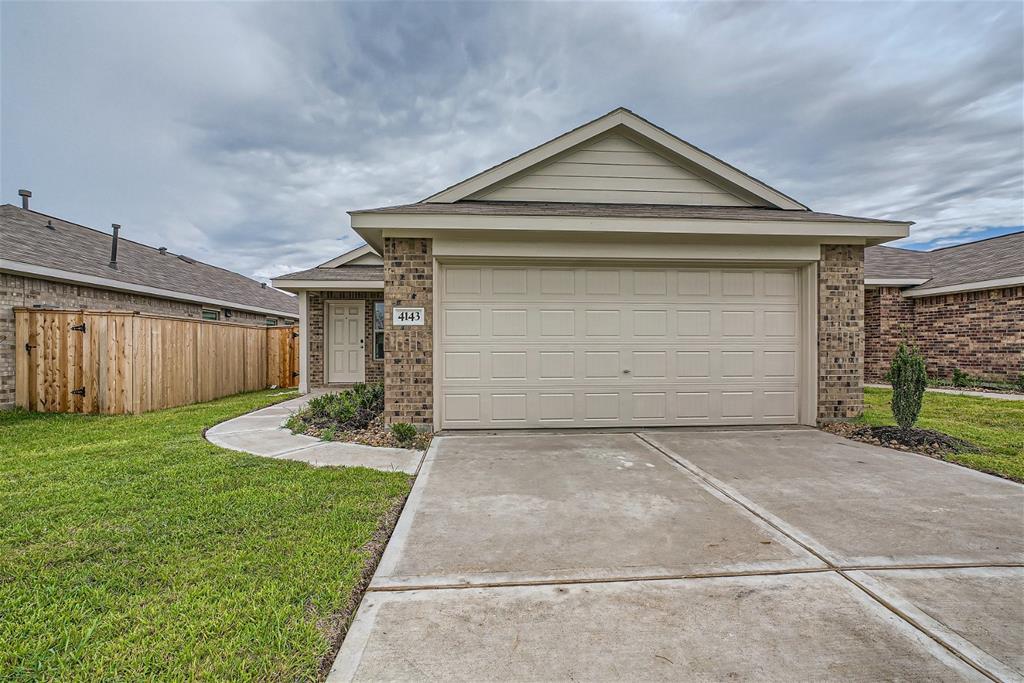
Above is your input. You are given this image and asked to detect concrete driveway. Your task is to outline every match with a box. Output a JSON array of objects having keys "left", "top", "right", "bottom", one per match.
[{"left": 329, "top": 429, "right": 1024, "bottom": 682}]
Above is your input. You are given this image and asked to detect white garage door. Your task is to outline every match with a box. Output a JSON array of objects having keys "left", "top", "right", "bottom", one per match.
[{"left": 438, "top": 264, "right": 801, "bottom": 429}]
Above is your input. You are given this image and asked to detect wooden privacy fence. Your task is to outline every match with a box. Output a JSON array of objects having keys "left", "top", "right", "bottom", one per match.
[{"left": 15, "top": 309, "right": 299, "bottom": 414}]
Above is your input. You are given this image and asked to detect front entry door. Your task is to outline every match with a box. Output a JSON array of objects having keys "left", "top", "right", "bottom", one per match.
[{"left": 327, "top": 301, "right": 365, "bottom": 383}]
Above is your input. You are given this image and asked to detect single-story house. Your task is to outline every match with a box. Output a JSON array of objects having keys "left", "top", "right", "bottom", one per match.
[
  {"left": 1, "top": 197, "right": 298, "bottom": 409},
  {"left": 273, "top": 107, "right": 911, "bottom": 430},
  {"left": 865, "top": 232, "right": 1023, "bottom": 383}
]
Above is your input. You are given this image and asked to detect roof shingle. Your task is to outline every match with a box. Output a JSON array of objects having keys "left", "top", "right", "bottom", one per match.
[
  {"left": 1, "top": 204, "right": 297, "bottom": 316},
  {"left": 865, "top": 231, "right": 1024, "bottom": 290}
]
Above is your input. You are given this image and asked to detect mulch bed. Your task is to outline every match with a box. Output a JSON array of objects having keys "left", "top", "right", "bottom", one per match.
[
  {"left": 823, "top": 422, "right": 978, "bottom": 457},
  {"left": 294, "top": 415, "right": 432, "bottom": 451}
]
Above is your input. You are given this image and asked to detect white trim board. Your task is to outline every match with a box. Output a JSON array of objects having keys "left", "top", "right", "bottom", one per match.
[
  {"left": 1, "top": 258, "right": 297, "bottom": 319},
  {"left": 903, "top": 276, "right": 1024, "bottom": 297},
  {"left": 271, "top": 279, "right": 384, "bottom": 291}
]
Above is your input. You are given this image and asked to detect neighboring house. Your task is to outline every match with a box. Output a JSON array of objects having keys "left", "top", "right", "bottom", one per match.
[
  {"left": 273, "top": 107, "right": 911, "bottom": 430},
  {"left": 1, "top": 199, "right": 298, "bottom": 410},
  {"left": 864, "top": 232, "right": 1023, "bottom": 383}
]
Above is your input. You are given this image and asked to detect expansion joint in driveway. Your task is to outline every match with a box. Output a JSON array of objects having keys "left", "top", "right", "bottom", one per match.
[{"left": 634, "top": 432, "right": 1011, "bottom": 682}]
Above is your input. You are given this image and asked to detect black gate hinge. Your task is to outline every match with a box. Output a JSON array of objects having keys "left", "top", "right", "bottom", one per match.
[
  {"left": 291, "top": 371, "right": 300, "bottom": 378},
  {"left": 71, "top": 387, "right": 86, "bottom": 397},
  {"left": 70, "top": 323, "right": 86, "bottom": 332},
  {"left": 291, "top": 332, "right": 299, "bottom": 339},
  {"left": 25, "top": 343, "right": 36, "bottom": 353}
]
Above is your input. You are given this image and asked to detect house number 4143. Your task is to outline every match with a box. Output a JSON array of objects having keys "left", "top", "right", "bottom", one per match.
[{"left": 392, "top": 307, "right": 425, "bottom": 325}]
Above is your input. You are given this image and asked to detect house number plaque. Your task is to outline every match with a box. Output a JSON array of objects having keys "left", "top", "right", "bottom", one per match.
[{"left": 392, "top": 307, "right": 425, "bottom": 325}]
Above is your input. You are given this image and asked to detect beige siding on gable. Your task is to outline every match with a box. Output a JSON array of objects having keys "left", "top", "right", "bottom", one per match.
[{"left": 473, "top": 134, "right": 753, "bottom": 206}]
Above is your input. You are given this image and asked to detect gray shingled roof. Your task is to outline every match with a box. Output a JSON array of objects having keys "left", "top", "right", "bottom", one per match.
[
  {"left": 274, "top": 265, "right": 384, "bottom": 283},
  {"left": 865, "top": 231, "right": 1024, "bottom": 291},
  {"left": 1, "top": 204, "right": 298, "bottom": 316},
  {"left": 349, "top": 200, "right": 907, "bottom": 224}
]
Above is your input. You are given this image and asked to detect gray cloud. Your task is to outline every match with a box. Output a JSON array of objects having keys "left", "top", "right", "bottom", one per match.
[{"left": 3, "top": 1, "right": 1021, "bottom": 280}]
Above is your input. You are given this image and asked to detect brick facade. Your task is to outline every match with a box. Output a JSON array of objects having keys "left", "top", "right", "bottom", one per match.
[
  {"left": 1, "top": 272, "right": 287, "bottom": 409},
  {"left": 306, "top": 290, "right": 384, "bottom": 389},
  {"left": 817, "top": 245, "right": 865, "bottom": 422},
  {"left": 382, "top": 237, "right": 433, "bottom": 427},
  {"left": 865, "top": 285, "right": 1024, "bottom": 383}
]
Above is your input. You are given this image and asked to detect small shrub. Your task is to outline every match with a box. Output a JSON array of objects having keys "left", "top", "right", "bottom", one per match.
[
  {"left": 320, "top": 427, "right": 336, "bottom": 441},
  {"left": 951, "top": 368, "right": 972, "bottom": 388},
  {"left": 390, "top": 422, "right": 417, "bottom": 446},
  {"left": 1016, "top": 374, "right": 1024, "bottom": 392},
  {"left": 889, "top": 343, "right": 928, "bottom": 430},
  {"left": 297, "top": 383, "right": 384, "bottom": 432}
]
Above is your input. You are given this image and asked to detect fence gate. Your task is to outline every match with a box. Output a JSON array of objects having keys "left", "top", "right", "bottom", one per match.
[{"left": 15, "top": 309, "right": 300, "bottom": 414}]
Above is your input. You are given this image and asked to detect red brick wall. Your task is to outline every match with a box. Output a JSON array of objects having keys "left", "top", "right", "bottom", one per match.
[
  {"left": 864, "top": 287, "right": 915, "bottom": 382},
  {"left": 865, "top": 286, "right": 1023, "bottom": 383},
  {"left": 383, "top": 238, "right": 433, "bottom": 427}
]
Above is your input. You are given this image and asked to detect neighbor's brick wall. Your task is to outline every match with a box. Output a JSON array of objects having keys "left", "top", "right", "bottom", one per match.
[
  {"left": 383, "top": 237, "right": 433, "bottom": 427},
  {"left": 817, "top": 245, "right": 865, "bottom": 422},
  {"left": 306, "top": 290, "right": 384, "bottom": 389},
  {"left": 866, "top": 285, "right": 1023, "bottom": 383},
  {"left": 1, "top": 272, "right": 290, "bottom": 409},
  {"left": 864, "top": 286, "right": 915, "bottom": 382}
]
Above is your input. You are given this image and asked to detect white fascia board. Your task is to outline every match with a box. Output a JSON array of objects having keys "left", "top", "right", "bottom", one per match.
[
  {"left": 351, "top": 212, "right": 911, "bottom": 240},
  {"left": 423, "top": 109, "right": 808, "bottom": 210},
  {"left": 2, "top": 259, "right": 297, "bottom": 318},
  {"left": 865, "top": 278, "right": 930, "bottom": 287},
  {"left": 903, "top": 276, "right": 1024, "bottom": 297},
  {"left": 270, "top": 279, "right": 384, "bottom": 292},
  {"left": 318, "top": 244, "right": 379, "bottom": 267}
]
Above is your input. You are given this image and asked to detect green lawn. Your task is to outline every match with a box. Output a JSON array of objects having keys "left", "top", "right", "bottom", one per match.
[
  {"left": 0, "top": 390, "right": 411, "bottom": 681},
  {"left": 860, "top": 387, "right": 1024, "bottom": 482}
]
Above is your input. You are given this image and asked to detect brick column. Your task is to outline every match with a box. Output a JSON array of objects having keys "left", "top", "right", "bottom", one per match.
[
  {"left": 383, "top": 237, "right": 433, "bottom": 427},
  {"left": 818, "top": 245, "right": 865, "bottom": 422}
]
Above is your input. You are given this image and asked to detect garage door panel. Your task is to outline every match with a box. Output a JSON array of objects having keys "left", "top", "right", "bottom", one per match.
[{"left": 439, "top": 265, "right": 801, "bottom": 428}]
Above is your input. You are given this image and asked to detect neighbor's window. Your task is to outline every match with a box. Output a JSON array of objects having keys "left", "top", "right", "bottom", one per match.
[
  {"left": 265, "top": 317, "right": 278, "bottom": 326},
  {"left": 373, "top": 302, "right": 385, "bottom": 361},
  {"left": 202, "top": 309, "right": 220, "bottom": 321}
]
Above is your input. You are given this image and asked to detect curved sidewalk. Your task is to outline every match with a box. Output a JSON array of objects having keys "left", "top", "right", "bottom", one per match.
[{"left": 205, "top": 394, "right": 423, "bottom": 474}]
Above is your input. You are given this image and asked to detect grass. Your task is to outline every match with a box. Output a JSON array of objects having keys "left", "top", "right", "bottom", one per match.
[
  {"left": 0, "top": 390, "right": 411, "bottom": 681},
  {"left": 860, "top": 387, "right": 1024, "bottom": 482}
]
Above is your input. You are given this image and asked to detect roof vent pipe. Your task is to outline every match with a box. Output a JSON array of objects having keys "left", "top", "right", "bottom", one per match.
[
  {"left": 261, "top": 282, "right": 267, "bottom": 288},
  {"left": 109, "top": 224, "right": 121, "bottom": 268},
  {"left": 18, "top": 189, "right": 31, "bottom": 209},
  {"left": 158, "top": 247, "right": 167, "bottom": 255}
]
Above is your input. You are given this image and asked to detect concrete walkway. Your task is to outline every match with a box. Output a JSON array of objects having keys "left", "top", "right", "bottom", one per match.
[
  {"left": 867, "top": 383, "right": 1024, "bottom": 401},
  {"left": 330, "top": 429, "right": 1024, "bottom": 682},
  {"left": 205, "top": 395, "right": 423, "bottom": 474}
]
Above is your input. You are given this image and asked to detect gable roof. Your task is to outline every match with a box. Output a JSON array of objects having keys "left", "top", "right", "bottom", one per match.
[
  {"left": 1, "top": 204, "right": 297, "bottom": 317},
  {"left": 318, "top": 244, "right": 382, "bottom": 267},
  {"left": 865, "top": 231, "right": 1024, "bottom": 295},
  {"left": 423, "top": 108, "right": 808, "bottom": 210}
]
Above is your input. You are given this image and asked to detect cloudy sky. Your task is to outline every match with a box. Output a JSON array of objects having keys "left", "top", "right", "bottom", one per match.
[{"left": 2, "top": 2, "right": 1022, "bottom": 282}]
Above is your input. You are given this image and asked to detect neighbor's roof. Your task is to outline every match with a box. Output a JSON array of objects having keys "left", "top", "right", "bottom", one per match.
[
  {"left": 1, "top": 204, "right": 297, "bottom": 317},
  {"left": 350, "top": 200, "right": 901, "bottom": 224},
  {"left": 273, "top": 265, "right": 384, "bottom": 282},
  {"left": 866, "top": 231, "right": 1024, "bottom": 293}
]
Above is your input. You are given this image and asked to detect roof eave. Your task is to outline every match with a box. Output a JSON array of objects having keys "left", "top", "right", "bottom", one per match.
[
  {"left": 2, "top": 259, "right": 298, "bottom": 318},
  {"left": 351, "top": 211, "right": 910, "bottom": 249},
  {"left": 271, "top": 279, "right": 384, "bottom": 292}
]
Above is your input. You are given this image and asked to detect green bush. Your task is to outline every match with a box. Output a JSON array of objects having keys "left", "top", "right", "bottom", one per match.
[
  {"left": 888, "top": 343, "right": 928, "bottom": 430},
  {"left": 390, "top": 422, "right": 417, "bottom": 445},
  {"left": 296, "top": 383, "right": 384, "bottom": 432},
  {"left": 320, "top": 427, "right": 336, "bottom": 441},
  {"left": 951, "top": 368, "right": 972, "bottom": 388},
  {"left": 1015, "top": 375, "right": 1024, "bottom": 392}
]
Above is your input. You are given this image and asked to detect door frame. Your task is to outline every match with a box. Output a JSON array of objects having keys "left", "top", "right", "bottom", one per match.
[{"left": 324, "top": 299, "right": 366, "bottom": 384}]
